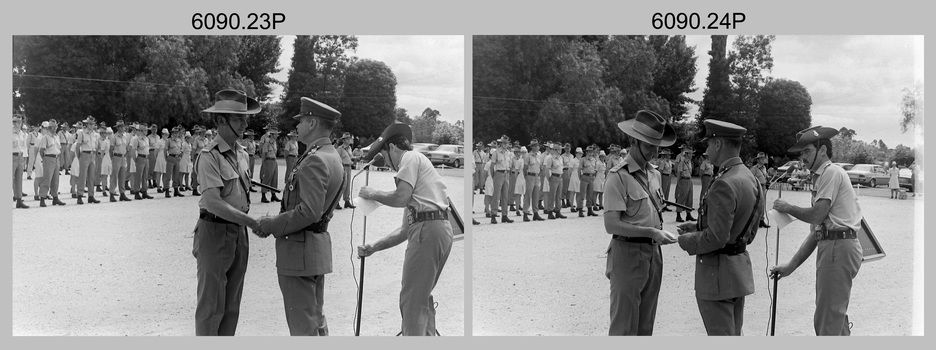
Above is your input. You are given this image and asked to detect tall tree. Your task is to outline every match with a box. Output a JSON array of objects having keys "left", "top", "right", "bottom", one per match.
[
  {"left": 280, "top": 36, "right": 317, "bottom": 130},
  {"left": 394, "top": 107, "right": 412, "bottom": 124},
  {"left": 412, "top": 108, "right": 441, "bottom": 143},
  {"left": 431, "top": 120, "right": 464, "bottom": 145},
  {"left": 310, "top": 35, "right": 358, "bottom": 108},
  {"left": 728, "top": 35, "right": 775, "bottom": 132},
  {"left": 648, "top": 35, "right": 699, "bottom": 120},
  {"left": 236, "top": 36, "right": 283, "bottom": 102},
  {"left": 838, "top": 127, "right": 856, "bottom": 139},
  {"left": 697, "top": 35, "right": 733, "bottom": 138},
  {"left": 755, "top": 78, "right": 812, "bottom": 157},
  {"left": 900, "top": 86, "right": 924, "bottom": 133},
  {"left": 338, "top": 59, "right": 397, "bottom": 138}
]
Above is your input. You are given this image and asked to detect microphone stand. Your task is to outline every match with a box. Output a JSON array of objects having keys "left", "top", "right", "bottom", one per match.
[
  {"left": 354, "top": 155, "right": 380, "bottom": 336},
  {"left": 768, "top": 168, "right": 791, "bottom": 336}
]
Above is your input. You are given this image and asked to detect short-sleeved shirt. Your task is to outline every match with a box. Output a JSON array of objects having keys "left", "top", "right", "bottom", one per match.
[
  {"left": 14, "top": 130, "right": 28, "bottom": 153},
  {"left": 812, "top": 160, "right": 862, "bottom": 231},
  {"left": 76, "top": 130, "right": 96, "bottom": 152},
  {"left": 261, "top": 135, "right": 278, "bottom": 158},
  {"left": 511, "top": 156, "right": 524, "bottom": 172},
  {"left": 473, "top": 150, "right": 483, "bottom": 163},
  {"left": 700, "top": 160, "right": 714, "bottom": 176},
  {"left": 39, "top": 133, "right": 62, "bottom": 155},
  {"left": 491, "top": 148, "right": 510, "bottom": 171},
  {"left": 337, "top": 144, "right": 351, "bottom": 164},
  {"left": 395, "top": 151, "right": 448, "bottom": 212},
  {"left": 147, "top": 135, "right": 160, "bottom": 151},
  {"left": 154, "top": 139, "right": 167, "bottom": 154},
  {"left": 181, "top": 141, "right": 192, "bottom": 159},
  {"left": 197, "top": 136, "right": 250, "bottom": 213},
  {"left": 657, "top": 158, "right": 672, "bottom": 174},
  {"left": 525, "top": 152, "right": 542, "bottom": 174},
  {"left": 130, "top": 135, "right": 150, "bottom": 155},
  {"left": 244, "top": 138, "right": 256, "bottom": 155},
  {"left": 582, "top": 156, "right": 597, "bottom": 174},
  {"left": 561, "top": 153, "right": 573, "bottom": 169},
  {"left": 605, "top": 155, "right": 664, "bottom": 231},
  {"left": 29, "top": 132, "right": 40, "bottom": 147},
  {"left": 750, "top": 164, "right": 767, "bottom": 185},
  {"left": 676, "top": 158, "right": 693, "bottom": 178},
  {"left": 544, "top": 153, "right": 563, "bottom": 175},
  {"left": 167, "top": 138, "right": 182, "bottom": 154},
  {"left": 99, "top": 138, "right": 110, "bottom": 154},
  {"left": 111, "top": 134, "right": 128, "bottom": 154}
]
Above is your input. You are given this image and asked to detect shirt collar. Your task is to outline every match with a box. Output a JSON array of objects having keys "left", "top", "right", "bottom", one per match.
[
  {"left": 718, "top": 156, "right": 743, "bottom": 170},
  {"left": 309, "top": 136, "right": 331, "bottom": 148},
  {"left": 623, "top": 153, "right": 651, "bottom": 174},
  {"left": 212, "top": 135, "right": 240, "bottom": 154},
  {"left": 813, "top": 160, "right": 833, "bottom": 177}
]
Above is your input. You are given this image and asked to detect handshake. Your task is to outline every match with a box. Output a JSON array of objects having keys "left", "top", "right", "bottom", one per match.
[{"left": 248, "top": 216, "right": 274, "bottom": 238}]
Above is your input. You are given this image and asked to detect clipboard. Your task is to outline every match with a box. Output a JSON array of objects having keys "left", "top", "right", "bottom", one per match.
[{"left": 857, "top": 217, "right": 885, "bottom": 262}]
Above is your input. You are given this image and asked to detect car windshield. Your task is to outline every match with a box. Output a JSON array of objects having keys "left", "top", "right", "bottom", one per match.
[{"left": 851, "top": 165, "right": 874, "bottom": 172}]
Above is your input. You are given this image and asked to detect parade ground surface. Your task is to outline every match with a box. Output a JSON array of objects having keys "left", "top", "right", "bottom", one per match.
[
  {"left": 471, "top": 178, "right": 922, "bottom": 336},
  {"left": 12, "top": 160, "right": 465, "bottom": 336}
]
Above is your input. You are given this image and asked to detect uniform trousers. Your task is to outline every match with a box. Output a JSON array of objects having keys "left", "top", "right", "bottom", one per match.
[
  {"left": 94, "top": 152, "right": 104, "bottom": 187},
  {"left": 606, "top": 239, "right": 662, "bottom": 335},
  {"left": 400, "top": 219, "right": 453, "bottom": 336},
  {"left": 148, "top": 151, "right": 157, "bottom": 184},
  {"left": 660, "top": 174, "right": 672, "bottom": 202},
  {"left": 164, "top": 155, "right": 180, "bottom": 189},
  {"left": 697, "top": 296, "right": 745, "bottom": 335},
  {"left": 561, "top": 168, "right": 571, "bottom": 201},
  {"left": 77, "top": 152, "right": 96, "bottom": 196},
  {"left": 259, "top": 158, "right": 279, "bottom": 194},
  {"left": 675, "top": 177, "right": 693, "bottom": 213},
  {"left": 490, "top": 171, "right": 509, "bottom": 216},
  {"left": 577, "top": 174, "right": 595, "bottom": 209},
  {"left": 40, "top": 156, "right": 60, "bottom": 198},
  {"left": 110, "top": 155, "right": 127, "bottom": 195},
  {"left": 523, "top": 174, "right": 541, "bottom": 213},
  {"left": 546, "top": 175, "right": 562, "bottom": 212},
  {"left": 193, "top": 219, "right": 249, "bottom": 336},
  {"left": 342, "top": 164, "right": 352, "bottom": 202},
  {"left": 247, "top": 155, "right": 256, "bottom": 179},
  {"left": 13, "top": 154, "right": 24, "bottom": 199},
  {"left": 278, "top": 274, "right": 327, "bottom": 336},
  {"left": 473, "top": 162, "right": 482, "bottom": 190},
  {"left": 27, "top": 147, "right": 38, "bottom": 177},
  {"left": 132, "top": 156, "right": 150, "bottom": 192},
  {"left": 815, "top": 238, "right": 861, "bottom": 335},
  {"left": 700, "top": 175, "right": 713, "bottom": 205},
  {"left": 191, "top": 153, "right": 201, "bottom": 191}
]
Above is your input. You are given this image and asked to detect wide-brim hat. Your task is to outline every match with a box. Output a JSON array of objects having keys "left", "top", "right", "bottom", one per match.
[
  {"left": 679, "top": 144, "right": 695, "bottom": 153},
  {"left": 755, "top": 152, "right": 767, "bottom": 159},
  {"left": 13, "top": 114, "right": 24, "bottom": 122},
  {"left": 787, "top": 126, "right": 839, "bottom": 153},
  {"left": 617, "top": 110, "right": 676, "bottom": 147},
  {"left": 659, "top": 148, "right": 672, "bottom": 155},
  {"left": 599, "top": 150, "right": 607, "bottom": 156},
  {"left": 364, "top": 122, "right": 413, "bottom": 161},
  {"left": 264, "top": 124, "right": 280, "bottom": 133},
  {"left": 475, "top": 141, "right": 484, "bottom": 147},
  {"left": 341, "top": 132, "right": 352, "bottom": 139},
  {"left": 292, "top": 97, "right": 341, "bottom": 120},
  {"left": 41, "top": 121, "right": 50, "bottom": 128},
  {"left": 529, "top": 139, "right": 539, "bottom": 147},
  {"left": 202, "top": 89, "right": 261, "bottom": 115},
  {"left": 82, "top": 116, "right": 96, "bottom": 124},
  {"left": 575, "top": 147, "right": 583, "bottom": 153},
  {"left": 496, "top": 135, "right": 510, "bottom": 143}
]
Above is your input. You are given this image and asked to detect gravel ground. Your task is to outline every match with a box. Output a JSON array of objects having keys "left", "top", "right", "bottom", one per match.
[
  {"left": 12, "top": 162, "right": 465, "bottom": 336},
  {"left": 471, "top": 178, "right": 920, "bottom": 336}
]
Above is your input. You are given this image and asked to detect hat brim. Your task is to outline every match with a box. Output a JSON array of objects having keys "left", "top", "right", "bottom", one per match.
[
  {"left": 364, "top": 123, "right": 413, "bottom": 161},
  {"left": 202, "top": 96, "right": 261, "bottom": 115},
  {"left": 787, "top": 140, "right": 811, "bottom": 153},
  {"left": 617, "top": 119, "right": 676, "bottom": 147}
]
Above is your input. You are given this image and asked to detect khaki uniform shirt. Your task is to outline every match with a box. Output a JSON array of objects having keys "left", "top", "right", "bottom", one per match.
[{"left": 196, "top": 136, "right": 250, "bottom": 213}]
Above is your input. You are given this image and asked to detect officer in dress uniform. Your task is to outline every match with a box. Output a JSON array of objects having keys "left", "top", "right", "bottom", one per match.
[
  {"left": 192, "top": 89, "right": 262, "bottom": 336},
  {"left": 13, "top": 114, "right": 29, "bottom": 208},
  {"left": 674, "top": 144, "right": 696, "bottom": 222},
  {"left": 676, "top": 119, "right": 763, "bottom": 335},
  {"left": 256, "top": 97, "right": 344, "bottom": 336},
  {"left": 605, "top": 110, "right": 679, "bottom": 335},
  {"left": 259, "top": 125, "right": 281, "bottom": 203},
  {"left": 771, "top": 126, "right": 863, "bottom": 336},
  {"left": 357, "top": 122, "right": 454, "bottom": 336}
]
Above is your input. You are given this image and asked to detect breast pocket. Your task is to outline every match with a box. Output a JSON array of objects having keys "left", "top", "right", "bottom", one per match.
[
  {"left": 218, "top": 159, "right": 239, "bottom": 197},
  {"left": 623, "top": 187, "right": 649, "bottom": 218}
]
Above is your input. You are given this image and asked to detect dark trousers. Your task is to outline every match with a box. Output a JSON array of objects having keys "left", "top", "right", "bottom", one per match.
[
  {"left": 606, "top": 240, "right": 663, "bottom": 335},
  {"left": 40, "top": 156, "right": 60, "bottom": 198},
  {"left": 193, "top": 219, "right": 249, "bottom": 336},
  {"left": 697, "top": 297, "right": 745, "bottom": 335},
  {"left": 660, "top": 174, "right": 672, "bottom": 201},
  {"left": 675, "top": 177, "right": 693, "bottom": 213},
  {"left": 342, "top": 164, "right": 352, "bottom": 202},
  {"left": 278, "top": 274, "right": 327, "bottom": 336}
]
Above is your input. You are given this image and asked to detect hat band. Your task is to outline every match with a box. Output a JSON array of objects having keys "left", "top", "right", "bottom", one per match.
[
  {"left": 632, "top": 122, "right": 663, "bottom": 140},
  {"left": 212, "top": 100, "right": 248, "bottom": 112}
]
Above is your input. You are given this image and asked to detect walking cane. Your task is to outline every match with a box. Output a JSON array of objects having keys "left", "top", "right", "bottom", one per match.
[{"left": 354, "top": 153, "right": 383, "bottom": 336}]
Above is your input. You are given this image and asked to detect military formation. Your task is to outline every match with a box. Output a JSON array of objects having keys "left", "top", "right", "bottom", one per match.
[{"left": 474, "top": 109, "right": 867, "bottom": 336}]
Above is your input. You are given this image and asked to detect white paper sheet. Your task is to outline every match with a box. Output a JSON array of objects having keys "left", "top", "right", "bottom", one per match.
[
  {"left": 353, "top": 197, "right": 383, "bottom": 217},
  {"left": 767, "top": 209, "right": 796, "bottom": 230}
]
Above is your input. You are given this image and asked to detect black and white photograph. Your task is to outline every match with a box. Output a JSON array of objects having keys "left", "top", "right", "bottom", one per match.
[
  {"left": 11, "top": 35, "right": 466, "bottom": 336},
  {"left": 470, "top": 35, "right": 923, "bottom": 335}
]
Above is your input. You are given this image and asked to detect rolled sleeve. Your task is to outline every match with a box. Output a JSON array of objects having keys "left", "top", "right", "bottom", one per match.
[
  {"left": 813, "top": 170, "right": 839, "bottom": 202},
  {"left": 394, "top": 152, "right": 420, "bottom": 189},
  {"left": 603, "top": 172, "right": 629, "bottom": 213},
  {"left": 196, "top": 152, "right": 225, "bottom": 190}
]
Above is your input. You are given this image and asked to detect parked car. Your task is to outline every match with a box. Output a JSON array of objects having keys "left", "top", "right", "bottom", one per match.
[
  {"left": 834, "top": 162, "right": 855, "bottom": 171},
  {"left": 899, "top": 168, "right": 914, "bottom": 192},
  {"left": 776, "top": 161, "right": 801, "bottom": 181},
  {"left": 412, "top": 143, "right": 439, "bottom": 157},
  {"left": 428, "top": 144, "right": 465, "bottom": 168},
  {"left": 847, "top": 164, "right": 890, "bottom": 187}
]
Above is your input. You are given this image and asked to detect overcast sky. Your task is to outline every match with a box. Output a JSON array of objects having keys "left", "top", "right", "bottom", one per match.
[
  {"left": 683, "top": 35, "right": 924, "bottom": 148},
  {"left": 272, "top": 35, "right": 465, "bottom": 124}
]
